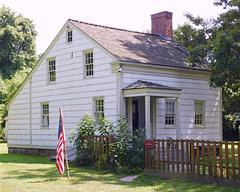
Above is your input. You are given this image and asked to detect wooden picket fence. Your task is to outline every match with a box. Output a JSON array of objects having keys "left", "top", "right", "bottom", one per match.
[
  {"left": 144, "top": 139, "right": 240, "bottom": 187},
  {"left": 79, "top": 135, "right": 114, "bottom": 162}
]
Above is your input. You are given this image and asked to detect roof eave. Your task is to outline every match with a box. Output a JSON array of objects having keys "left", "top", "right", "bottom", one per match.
[{"left": 117, "top": 60, "right": 210, "bottom": 72}]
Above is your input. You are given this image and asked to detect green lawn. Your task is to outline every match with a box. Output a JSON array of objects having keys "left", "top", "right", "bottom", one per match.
[{"left": 0, "top": 140, "right": 239, "bottom": 192}]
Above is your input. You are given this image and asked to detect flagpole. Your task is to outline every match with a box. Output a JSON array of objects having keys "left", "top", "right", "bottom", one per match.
[
  {"left": 59, "top": 106, "right": 70, "bottom": 181},
  {"left": 63, "top": 137, "right": 70, "bottom": 181}
]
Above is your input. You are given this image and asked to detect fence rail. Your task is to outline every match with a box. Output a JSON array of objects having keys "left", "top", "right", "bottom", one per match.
[
  {"left": 79, "top": 135, "right": 114, "bottom": 162},
  {"left": 145, "top": 139, "right": 240, "bottom": 179}
]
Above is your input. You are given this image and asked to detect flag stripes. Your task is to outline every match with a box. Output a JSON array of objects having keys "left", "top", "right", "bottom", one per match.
[{"left": 56, "top": 106, "right": 66, "bottom": 175}]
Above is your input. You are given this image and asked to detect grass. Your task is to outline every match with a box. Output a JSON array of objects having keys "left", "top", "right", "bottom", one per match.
[{"left": 0, "top": 140, "right": 240, "bottom": 192}]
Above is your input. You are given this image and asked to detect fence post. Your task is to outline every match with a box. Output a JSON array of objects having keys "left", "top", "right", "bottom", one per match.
[
  {"left": 181, "top": 140, "right": 184, "bottom": 172},
  {"left": 144, "top": 145, "right": 148, "bottom": 169},
  {"left": 201, "top": 140, "right": 206, "bottom": 175},
  {"left": 213, "top": 141, "right": 217, "bottom": 176},
  {"left": 162, "top": 140, "right": 165, "bottom": 171},
  {"left": 219, "top": 141, "right": 223, "bottom": 177},
  {"left": 225, "top": 141, "right": 229, "bottom": 178},
  {"left": 176, "top": 139, "right": 179, "bottom": 172},
  {"left": 171, "top": 139, "right": 175, "bottom": 172},
  {"left": 190, "top": 140, "right": 195, "bottom": 173},
  {"left": 207, "top": 141, "right": 212, "bottom": 175},
  {"left": 167, "top": 139, "right": 170, "bottom": 171},
  {"left": 231, "top": 142, "right": 236, "bottom": 178},
  {"left": 186, "top": 140, "right": 189, "bottom": 173},
  {"left": 196, "top": 140, "right": 200, "bottom": 174}
]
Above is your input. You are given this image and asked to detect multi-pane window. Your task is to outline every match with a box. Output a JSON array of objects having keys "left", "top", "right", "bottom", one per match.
[
  {"left": 195, "top": 101, "right": 204, "bottom": 125},
  {"left": 85, "top": 51, "right": 93, "bottom": 77},
  {"left": 165, "top": 101, "right": 175, "bottom": 125},
  {"left": 48, "top": 60, "right": 56, "bottom": 83},
  {"left": 95, "top": 99, "right": 104, "bottom": 121},
  {"left": 42, "top": 104, "right": 49, "bottom": 127},
  {"left": 67, "top": 30, "right": 72, "bottom": 43}
]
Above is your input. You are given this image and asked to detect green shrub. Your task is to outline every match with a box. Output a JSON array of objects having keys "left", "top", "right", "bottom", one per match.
[
  {"left": 95, "top": 153, "right": 111, "bottom": 170},
  {"left": 74, "top": 141, "right": 94, "bottom": 166},
  {"left": 128, "top": 128, "right": 145, "bottom": 170},
  {"left": 223, "top": 114, "right": 240, "bottom": 141},
  {"left": 70, "top": 114, "right": 146, "bottom": 173},
  {"left": 97, "top": 116, "right": 114, "bottom": 136},
  {"left": 70, "top": 113, "right": 96, "bottom": 166}
]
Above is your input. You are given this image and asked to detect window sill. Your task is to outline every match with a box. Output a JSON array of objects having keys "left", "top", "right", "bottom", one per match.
[
  {"left": 164, "top": 125, "right": 176, "bottom": 129},
  {"left": 41, "top": 127, "right": 49, "bottom": 129},
  {"left": 47, "top": 82, "right": 56, "bottom": 85},
  {"left": 194, "top": 125, "right": 205, "bottom": 129},
  {"left": 84, "top": 76, "right": 94, "bottom": 79}
]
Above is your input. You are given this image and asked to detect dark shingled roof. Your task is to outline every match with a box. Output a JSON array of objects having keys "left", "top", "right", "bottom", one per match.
[
  {"left": 123, "top": 80, "right": 181, "bottom": 90},
  {"left": 69, "top": 19, "right": 208, "bottom": 71}
]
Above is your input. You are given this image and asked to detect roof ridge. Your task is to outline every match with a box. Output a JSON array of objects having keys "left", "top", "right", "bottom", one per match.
[{"left": 68, "top": 18, "right": 156, "bottom": 37}]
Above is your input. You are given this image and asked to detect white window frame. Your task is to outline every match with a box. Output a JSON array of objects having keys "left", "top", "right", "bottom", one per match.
[
  {"left": 93, "top": 97, "right": 104, "bottom": 121},
  {"left": 165, "top": 99, "right": 176, "bottom": 128},
  {"left": 41, "top": 103, "right": 49, "bottom": 128},
  {"left": 194, "top": 100, "right": 205, "bottom": 128},
  {"left": 84, "top": 50, "right": 94, "bottom": 78},
  {"left": 66, "top": 29, "right": 73, "bottom": 43},
  {"left": 47, "top": 57, "right": 56, "bottom": 84}
]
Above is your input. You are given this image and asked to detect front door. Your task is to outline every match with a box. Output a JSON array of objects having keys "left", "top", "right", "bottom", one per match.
[
  {"left": 126, "top": 97, "right": 156, "bottom": 138},
  {"left": 132, "top": 99, "right": 139, "bottom": 133}
]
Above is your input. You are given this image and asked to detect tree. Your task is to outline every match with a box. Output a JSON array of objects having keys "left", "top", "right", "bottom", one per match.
[
  {"left": 0, "top": 5, "right": 37, "bottom": 79},
  {"left": 0, "top": 68, "right": 31, "bottom": 134},
  {"left": 174, "top": 0, "right": 240, "bottom": 91},
  {"left": 174, "top": 0, "right": 240, "bottom": 140},
  {"left": 0, "top": 5, "right": 37, "bottom": 138}
]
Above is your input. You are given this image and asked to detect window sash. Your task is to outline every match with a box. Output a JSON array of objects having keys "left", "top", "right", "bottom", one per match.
[
  {"left": 42, "top": 104, "right": 49, "bottom": 127},
  {"left": 95, "top": 99, "right": 104, "bottom": 120},
  {"left": 48, "top": 60, "right": 56, "bottom": 82},
  {"left": 165, "top": 101, "right": 175, "bottom": 125},
  {"left": 85, "top": 52, "right": 93, "bottom": 77},
  {"left": 195, "top": 101, "right": 204, "bottom": 125},
  {"left": 67, "top": 31, "right": 72, "bottom": 42}
]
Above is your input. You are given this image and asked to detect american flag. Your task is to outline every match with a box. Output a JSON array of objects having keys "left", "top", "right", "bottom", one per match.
[{"left": 56, "top": 106, "right": 66, "bottom": 176}]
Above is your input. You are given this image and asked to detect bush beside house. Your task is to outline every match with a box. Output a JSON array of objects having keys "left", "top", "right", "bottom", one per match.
[{"left": 70, "top": 114, "right": 145, "bottom": 173}]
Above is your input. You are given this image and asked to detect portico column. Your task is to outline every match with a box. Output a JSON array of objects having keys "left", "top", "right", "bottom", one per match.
[
  {"left": 176, "top": 97, "right": 181, "bottom": 139},
  {"left": 145, "top": 95, "right": 151, "bottom": 139},
  {"left": 128, "top": 98, "right": 133, "bottom": 131}
]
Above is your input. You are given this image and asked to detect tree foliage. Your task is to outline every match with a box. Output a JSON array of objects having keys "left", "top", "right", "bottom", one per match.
[
  {"left": 0, "top": 5, "right": 37, "bottom": 137},
  {"left": 0, "top": 5, "right": 37, "bottom": 79},
  {"left": 174, "top": 0, "right": 240, "bottom": 91},
  {"left": 0, "top": 68, "right": 31, "bottom": 131},
  {"left": 174, "top": 0, "right": 240, "bottom": 139}
]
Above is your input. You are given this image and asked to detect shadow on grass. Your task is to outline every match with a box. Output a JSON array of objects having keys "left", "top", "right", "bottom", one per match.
[
  {"left": 69, "top": 167, "right": 239, "bottom": 192},
  {"left": 0, "top": 153, "right": 54, "bottom": 164},
  {"left": 1, "top": 160, "right": 240, "bottom": 191},
  {"left": 0, "top": 142, "right": 239, "bottom": 191},
  {"left": 2, "top": 167, "right": 59, "bottom": 182}
]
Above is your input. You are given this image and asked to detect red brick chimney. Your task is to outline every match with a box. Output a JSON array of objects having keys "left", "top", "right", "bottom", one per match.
[{"left": 151, "top": 11, "right": 173, "bottom": 39}]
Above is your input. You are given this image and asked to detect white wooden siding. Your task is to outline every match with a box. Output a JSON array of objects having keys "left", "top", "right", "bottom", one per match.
[
  {"left": 7, "top": 25, "right": 117, "bottom": 149},
  {"left": 123, "top": 65, "right": 221, "bottom": 141}
]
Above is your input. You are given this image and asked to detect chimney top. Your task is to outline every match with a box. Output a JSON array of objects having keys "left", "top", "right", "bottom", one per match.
[{"left": 151, "top": 11, "right": 173, "bottom": 39}]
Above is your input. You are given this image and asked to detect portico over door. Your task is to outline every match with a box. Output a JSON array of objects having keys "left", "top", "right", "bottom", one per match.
[{"left": 123, "top": 80, "right": 182, "bottom": 139}]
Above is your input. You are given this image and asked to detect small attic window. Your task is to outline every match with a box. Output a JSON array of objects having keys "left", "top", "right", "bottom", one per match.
[{"left": 66, "top": 26, "right": 72, "bottom": 43}]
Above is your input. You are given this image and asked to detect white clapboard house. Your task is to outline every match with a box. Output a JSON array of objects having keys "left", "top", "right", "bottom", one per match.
[{"left": 6, "top": 11, "right": 222, "bottom": 154}]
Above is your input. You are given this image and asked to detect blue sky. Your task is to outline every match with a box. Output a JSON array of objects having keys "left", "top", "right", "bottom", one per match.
[{"left": 1, "top": 0, "right": 226, "bottom": 54}]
